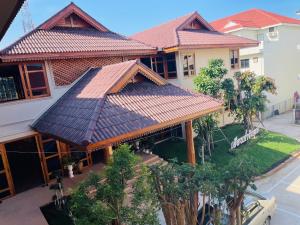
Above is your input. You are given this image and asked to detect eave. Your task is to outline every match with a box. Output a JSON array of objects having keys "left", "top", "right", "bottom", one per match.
[
  {"left": 86, "top": 105, "right": 223, "bottom": 151},
  {"left": 0, "top": 49, "right": 158, "bottom": 63}
]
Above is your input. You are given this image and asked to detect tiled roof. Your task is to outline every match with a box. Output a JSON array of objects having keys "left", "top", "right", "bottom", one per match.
[
  {"left": 0, "top": 3, "right": 156, "bottom": 61},
  {"left": 0, "top": 28, "right": 156, "bottom": 61},
  {"left": 131, "top": 11, "right": 258, "bottom": 49},
  {"left": 177, "top": 30, "right": 258, "bottom": 48},
  {"left": 211, "top": 9, "right": 300, "bottom": 33},
  {"left": 33, "top": 60, "right": 222, "bottom": 147}
]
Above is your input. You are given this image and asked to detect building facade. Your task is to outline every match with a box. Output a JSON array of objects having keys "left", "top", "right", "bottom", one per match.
[{"left": 211, "top": 9, "right": 300, "bottom": 113}]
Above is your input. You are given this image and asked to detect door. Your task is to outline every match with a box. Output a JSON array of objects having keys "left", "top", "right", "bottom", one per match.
[
  {"left": 0, "top": 145, "right": 14, "bottom": 200},
  {"left": 40, "top": 135, "right": 62, "bottom": 181},
  {"left": 5, "top": 137, "right": 44, "bottom": 193}
]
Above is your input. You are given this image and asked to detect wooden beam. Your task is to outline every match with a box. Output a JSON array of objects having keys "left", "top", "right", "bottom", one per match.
[
  {"left": 185, "top": 120, "right": 196, "bottom": 165},
  {"left": 104, "top": 145, "right": 113, "bottom": 163}
]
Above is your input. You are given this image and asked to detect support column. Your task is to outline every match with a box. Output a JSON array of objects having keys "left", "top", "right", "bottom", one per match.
[
  {"left": 104, "top": 145, "right": 113, "bottom": 163},
  {"left": 185, "top": 120, "right": 196, "bottom": 165}
]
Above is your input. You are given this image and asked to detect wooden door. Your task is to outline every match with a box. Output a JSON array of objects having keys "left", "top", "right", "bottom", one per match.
[{"left": 0, "top": 144, "right": 14, "bottom": 200}]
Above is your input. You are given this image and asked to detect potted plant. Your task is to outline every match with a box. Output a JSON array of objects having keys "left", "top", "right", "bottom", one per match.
[{"left": 61, "top": 156, "right": 75, "bottom": 178}]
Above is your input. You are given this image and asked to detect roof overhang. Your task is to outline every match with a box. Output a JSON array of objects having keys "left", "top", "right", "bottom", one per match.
[
  {"left": 86, "top": 104, "right": 223, "bottom": 151},
  {"left": 0, "top": 0, "right": 25, "bottom": 41},
  {"left": 0, "top": 49, "right": 158, "bottom": 63},
  {"left": 163, "top": 42, "right": 259, "bottom": 52}
]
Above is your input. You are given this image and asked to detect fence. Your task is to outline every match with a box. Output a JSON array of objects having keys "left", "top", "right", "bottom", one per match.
[{"left": 261, "top": 98, "right": 294, "bottom": 120}]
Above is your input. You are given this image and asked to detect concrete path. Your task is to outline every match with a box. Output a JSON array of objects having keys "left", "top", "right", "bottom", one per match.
[
  {"left": 256, "top": 111, "right": 300, "bottom": 141},
  {"left": 0, "top": 186, "right": 51, "bottom": 225},
  {"left": 256, "top": 154, "right": 300, "bottom": 225}
]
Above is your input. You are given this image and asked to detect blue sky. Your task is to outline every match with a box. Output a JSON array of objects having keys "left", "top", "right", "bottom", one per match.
[{"left": 1, "top": 0, "right": 299, "bottom": 49}]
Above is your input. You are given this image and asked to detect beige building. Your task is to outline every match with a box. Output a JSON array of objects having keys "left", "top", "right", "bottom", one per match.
[{"left": 211, "top": 9, "right": 300, "bottom": 117}]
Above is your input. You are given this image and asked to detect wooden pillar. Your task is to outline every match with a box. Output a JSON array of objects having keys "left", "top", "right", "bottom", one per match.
[
  {"left": 104, "top": 145, "right": 113, "bottom": 163},
  {"left": 185, "top": 120, "right": 196, "bottom": 165}
]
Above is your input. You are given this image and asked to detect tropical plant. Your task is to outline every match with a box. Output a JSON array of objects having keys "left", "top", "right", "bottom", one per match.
[
  {"left": 193, "top": 59, "right": 228, "bottom": 160},
  {"left": 69, "top": 144, "right": 159, "bottom": 225},
  {"left": 224, "top": 71, "right": 277, "bottom": 132}
]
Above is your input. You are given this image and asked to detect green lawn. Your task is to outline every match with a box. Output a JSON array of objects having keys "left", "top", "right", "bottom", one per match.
[{"left": 152, "top": 124, "right": 300, "bottom": 174}]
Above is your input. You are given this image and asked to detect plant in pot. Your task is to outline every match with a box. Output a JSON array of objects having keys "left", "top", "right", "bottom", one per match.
[{"left": 61, "top": 156, "right": 75, "bottom": 178}]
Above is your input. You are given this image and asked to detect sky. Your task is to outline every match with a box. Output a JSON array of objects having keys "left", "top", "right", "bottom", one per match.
[{"left": 1, "top": 0, "right": 300, "bottom": 49}]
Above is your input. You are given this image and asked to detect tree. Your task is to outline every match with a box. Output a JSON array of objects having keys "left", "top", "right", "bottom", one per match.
[
  {"left": 220, "top": 154, "right": 259, "bottom": 225},
  {"left": 193, "top": 59, "right": 228, "bottom": 160},
  {"left": 69, "top": 144, "right": 159, "bottom": 225},
  {"left": 224, "top": 71, "right": 276, "bottom": 132}
]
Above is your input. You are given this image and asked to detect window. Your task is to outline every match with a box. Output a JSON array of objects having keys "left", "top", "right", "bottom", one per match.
[
  {"left": 183, "top": 54, "right": 195, "bottom": 76},
  {"left": 241, "top": 59, "right": 250, "bottom": 69},
  {"left": 20, "top": 63, "right": 50, "bottom": 98},
  {"left": 166, "top": 53, "right": 177, "bottom": 79},
  {"left": 269, "top": 27, "right": 275, "bottom": 33},
  {"left": 140, "top": 53, "right": 177, "bottom": 79},
  {"left": 0, "top": 65, "right": 25, "bottom": 103},
  {"left": 230, "top": 49, "right": 239, "bottom": 69},
  {"left": 0, "top": 63, "right": 50, "bottom": 103}
]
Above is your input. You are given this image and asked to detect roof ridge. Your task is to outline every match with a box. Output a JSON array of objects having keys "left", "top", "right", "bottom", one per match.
[
  {"left": 131, "top": 11, "right": 195, "bottom": 37},
  {"left": 38, "top": 2, "right": 110, "bottom": 32},
  {"left": 83, "top": 60, "right": 138, "bottom": 145}
]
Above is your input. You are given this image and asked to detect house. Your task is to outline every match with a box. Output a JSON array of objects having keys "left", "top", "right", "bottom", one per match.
[
  {"left": 131, "top": 12, "right": 258, "bottom": 90},
  {"left": 211, "top": 9, "right": 300, "bottom": 115},
  {"left": 0, "top": 3, "right": 222, "bottom": 200}
]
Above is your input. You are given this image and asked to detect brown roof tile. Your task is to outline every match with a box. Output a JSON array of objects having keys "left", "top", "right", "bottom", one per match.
[
  {"left": 32, "top": 60, "right": 222, "bottom": 146},
  {"left": 131, "top": 11, "right": 258, "bottom": 49}
]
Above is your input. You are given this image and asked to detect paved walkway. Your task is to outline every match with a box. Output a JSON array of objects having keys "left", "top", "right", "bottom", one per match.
[
  {"left": 255, "top": 111, "right": 300, "bottom": 224},
  {"left": 257, "top": 110, "right": 300, "bottom": 141},
  {"left": 256, "top": 154, "right": 300, "bottom": 225}
]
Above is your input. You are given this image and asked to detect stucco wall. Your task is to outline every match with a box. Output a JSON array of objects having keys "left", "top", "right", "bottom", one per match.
[
  {"left": 0, "top": 61, "right": 71, "bottom": 139},
  {"left": 231, "top": 25, "right": 300, "bottom": 105},
  {"left": 168, "top": 48, "right": 238, "bottom": 90}
]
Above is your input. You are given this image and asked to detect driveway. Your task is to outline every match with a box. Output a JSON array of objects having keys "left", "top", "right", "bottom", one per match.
[
  {"left": 257, "top": 110, "right": 300, "bottom": 141},
  {"left": 256, "top": 154, "right": 300, "bottom": 225},
  {"left": 255, "top": 111, "right": 300, "bottom": 225}
]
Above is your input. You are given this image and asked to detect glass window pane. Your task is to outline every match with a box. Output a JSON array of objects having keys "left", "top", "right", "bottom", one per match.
[
  {"left": 32, "top": 88, "right": 48, "bottom": 97},
  {"left": 43, "top": 140, "right": 58, "bottom": 157},
  {"left": 156, "top": 62, "right": 164, "bottom": 74},
  {"left": 46, "top": 156, "right": 61, "bottom": 174},
  {"left": 28, "top": 72, "right": 46, "bottom": 89},
  {"left": 0, "top": 77, "right": 19, "bottom": 102},
  {"left": 167, "top": 60, "right": 177, "bottom": 73},
  {"left": 168, "top": 72, "right": 177, "bottom": 78},
  {"left": 26, "top": 64, "right": 43, "bottom": 71},
  {"left": 0, "top": 155, "right": 4, "bottom": 171},
  {"left": 140, "top": 58, "right": 151, "bottom": 68},
  {"left": 0, "top": 173, "right": 9, "bottom": 190},
  {"left": 166, "top": 53, "right": 176, "bottom": 61}
]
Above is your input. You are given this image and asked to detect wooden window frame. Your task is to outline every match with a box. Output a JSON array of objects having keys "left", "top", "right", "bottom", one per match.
[
  {"left": 230, "top": 49, "right": 239, "bottom": 69},
  {"left": 183, "top": 54, "right": 195, "bottom": 77},
  {"left": 39, "top": 135, "right": 63, "bottom": 182},
  {"left": 18, "top": 62, "right": 50, "bottom": 100}
]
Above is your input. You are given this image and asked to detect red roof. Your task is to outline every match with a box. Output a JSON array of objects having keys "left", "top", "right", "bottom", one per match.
[
  {"left": 131, "top": 12, "right": 258, "bottom": 50},
  {"left": 211, "top": 9, "right": 300, "bottom": 33},
  {"left": 0, "top": 3, "right": 156, "bottom": 62},
  {"left": 33, "top": 60, "right": 222, "bottom": 147}
]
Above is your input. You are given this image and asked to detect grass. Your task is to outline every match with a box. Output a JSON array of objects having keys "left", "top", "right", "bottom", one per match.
[{"left": 152, "top": 124, "right": 300, "bottom": 174}]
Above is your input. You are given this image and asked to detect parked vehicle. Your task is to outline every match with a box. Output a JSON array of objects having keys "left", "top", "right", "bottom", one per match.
[{"left": 197, "top": 192, "right": 276, "bottom": 225}]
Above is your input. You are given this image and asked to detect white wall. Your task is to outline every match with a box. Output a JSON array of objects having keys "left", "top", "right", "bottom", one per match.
[
  {"left": 169, "top": 48, "right": 238, "bottom": 90},
  {"left": 0, "top": 61, "right": 71, "bottom": 139},
  {"left": 230, "top": 25, "right": 300, "bottom": 105}
]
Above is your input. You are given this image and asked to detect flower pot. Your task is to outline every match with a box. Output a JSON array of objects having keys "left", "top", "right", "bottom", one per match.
[{"left": 67, "top": 164, "right": 74, "bottom": 178}]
